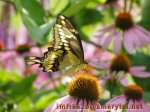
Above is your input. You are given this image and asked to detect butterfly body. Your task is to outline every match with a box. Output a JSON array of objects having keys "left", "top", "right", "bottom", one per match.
[{"left": 27, "top": 14, "right": 87, "bottom": 73}]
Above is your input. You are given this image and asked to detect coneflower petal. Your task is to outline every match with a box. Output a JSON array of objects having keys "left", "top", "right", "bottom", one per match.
[
  {"left": 103, "top": 31, "right": 115, "bottom": 49},
  {"left": 114, "top": 31, "right": 122, "bottom": 54},
  {"left": 124, "top": 30, "right": 135, "bottom": 54},
  {"left": 141, "top": 100, "right": 150, "bottom": 112}
]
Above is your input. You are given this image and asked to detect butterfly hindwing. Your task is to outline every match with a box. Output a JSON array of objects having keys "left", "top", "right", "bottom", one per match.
[{"left": 27, "top": 47, "right": 67, "bottom": 72}]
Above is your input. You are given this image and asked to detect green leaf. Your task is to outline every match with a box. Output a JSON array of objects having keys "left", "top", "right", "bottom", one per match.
[
  {"left": 19, "top": 97, "right": 33, "bottom": 111},
  {"left": 9, "top": 75, "right": 37, "bottom": 101},
  {"left": 16, "top": 0, "right": 45, "bottom": 25},
  {"left": 144, "top": 92, "right": 150, "bottom": 102},
  {"left": 35, "top": 92, "right": 60, "bottom": 109},
  {"left": 50, "top": 0, "right": 69, "bottom": 15},
  {"left": 0, "top": 70, "right": 22, "bottom": 87},
  {"left": 75, "top": 8, "right": 103, "bottom": 26},
  {"left": 139, "top": 0, "right": 150, "bottom": 30},
  {"left": 63, "top": 0, "right": 92, "bottom": 17},
  {"left": 73, "top": 8, "right": 103, "bottom": 42},
  {"left": 14, "top": 0, "right": 53, "bottom": 44}
]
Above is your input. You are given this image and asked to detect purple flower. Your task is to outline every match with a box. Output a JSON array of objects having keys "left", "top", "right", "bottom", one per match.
[
  {"left": 91, "top": 54, "right": 150, "bottom": 78},
  {"left": 44, "top": 75, "right": 105, "bottom": 112},
  {"left": 89, "top": 54, "right": 150, "bottom": 87},
  {"left": 106, "top": 85, "right": 150, "bottom": 112},
  {"left": 94, "top": 12, "right": 150, "bottom": 54}
]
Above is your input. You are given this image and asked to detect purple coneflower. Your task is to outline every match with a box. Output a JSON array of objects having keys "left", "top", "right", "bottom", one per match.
[
  {"left": 95, "top": 12, "right": 150, "bottom": 54},
  {"left": 90, "top": 54, "right": 150, "bottom": 86},
  {"left": 44, "top": 75, "right": 104, "bottom": 112},
  {"left": 106, "top": 85, "right": 150, "bottom": 112}
]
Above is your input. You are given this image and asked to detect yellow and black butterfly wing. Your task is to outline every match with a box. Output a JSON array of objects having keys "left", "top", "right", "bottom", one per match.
[
  {"left": 27, "top": 47, "right": 67, "bottom": 72},
  {"left": 55, "top": 15, "right": 84, "bottom": 61},
  {"left": 57, "top": 15, "right": 79, "bottom": 35},
  {"left": 27, "top": 14, "right": 86, "bottom": 73}
]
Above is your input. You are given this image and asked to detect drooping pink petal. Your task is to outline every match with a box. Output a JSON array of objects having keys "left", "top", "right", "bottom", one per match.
[
  {"left": 135, "top": 25, "right": 150, "bottom": 36},
  {"left": 93, "top": 35, "right": 106, "bottom": 45},
  {"left": 128, "top": 27, "right": 142, "bottom": 47},
  {"left": 141, "top": 100, "right": 150, "bottom": 112},
  {"left": 106, "top": 95, "right": 127, "bottom": 105},
  {"left": 130, "top": 67, "right": 150, "bottom": 78},
  {"left": 0, "top": 51, "right": 17, "bottom": 61},
  {"left": 124, "top": 30, "right": 135, "bottom": 54},
  {"left": 78, "top": 100, "right": 88, "bottom": 112},
  {"left": 97, "top": 25, "right": 115, "bottom": 32},
  {"left": 130, "top": 66, "right": 146, "bottom": 71},
  {"left": 128, "top": 100, "right": 143, "bottom": 112},
  {"left": 133, "top": 26, "right": 150, "bottom": 46},
  {"left": 114, "top": 31, "right": 122, "bottom": 54},
  {"left": 128, "top": 99, "right": 134, "bottom": 112},
  {"left": 131, "top": 28, "right": 146, "bottom": 47},
  {"left": 103, "top": 31, "right": 115, "bottom": 49},
  {"left": 105, "top": 95, "right": 127, "bottom": 111},
  {"left": 90, "top": 101, "right": 105, "bottom": 112},
  {"left": 89, "top": 61, "right": 110, "bottom": 70},
  {"left": 55, "top": 96, "right": 77, "bottom": 112},
  {"left": 94, "top": 51, "right": 114, "bottom": 62},
  {"left": 94, "top": 29, "right": 106, "bottom": 38},
  {"left": 44, "top": 95, "right": 70, "bottom": 112},
  {"left": 134, "top": 100, "right": 143, "bottom": 112}
]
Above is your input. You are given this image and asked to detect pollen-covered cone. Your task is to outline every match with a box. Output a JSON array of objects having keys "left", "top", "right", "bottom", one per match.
[{"left": 44, "top": 75, "right": 105, "bottom": 112}]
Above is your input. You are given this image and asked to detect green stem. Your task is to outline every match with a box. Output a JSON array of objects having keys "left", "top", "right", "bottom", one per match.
[
  {"left": 129, "top": 0, "right": 133, "bottom": 12},
  {"left": 109, "top": 85, "right": 114, "bottom": 99},
  {"left": 124, "top": 0, "right": 127, "bottom": 12}
]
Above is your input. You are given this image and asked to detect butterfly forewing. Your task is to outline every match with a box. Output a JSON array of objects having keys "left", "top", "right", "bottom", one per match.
[
  {"left": 54, "top": 23, "right": 84, "bottom": 61},
  {"left": 56, "top": 15, "right": 84, "bottom": 59},
  {"left": 57, "top": 15, "right": 78, "bottom": 34}
]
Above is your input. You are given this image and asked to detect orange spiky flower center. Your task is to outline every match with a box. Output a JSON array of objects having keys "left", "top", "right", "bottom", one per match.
[
  {"left": 16, "top": 44, "right": 31, "bottom": 54},
  {"left": 68, "top": 75, "right": 102, "bottom": 102},
  {"left": 110, "top": 54, "right": 131, "bottom": 73},
  {"left": 124, "top": 85, "right": 144, "bottom": 100},
  {"left": 115, "top": 12, "right": 134, "bottom": 30},
  {"left": 0, "top": 41, "right": 4, "bottom": 51}
]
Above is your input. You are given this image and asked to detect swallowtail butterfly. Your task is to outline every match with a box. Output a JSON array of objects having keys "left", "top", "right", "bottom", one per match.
[{"left": 27, "top": 14, "right": 87, "bottom": 74}]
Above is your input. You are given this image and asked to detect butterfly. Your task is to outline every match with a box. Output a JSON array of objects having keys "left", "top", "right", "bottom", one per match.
[{"left": 27, "top": 14, "right": 88, "bottom": 74}]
